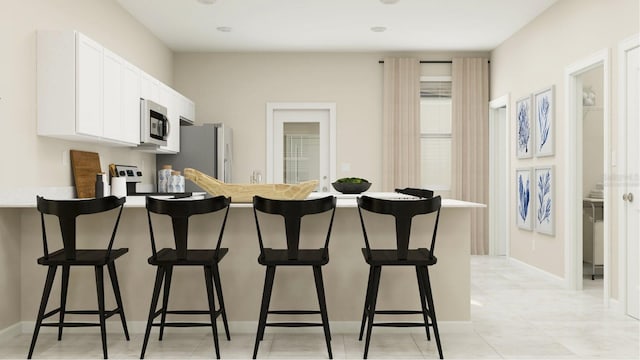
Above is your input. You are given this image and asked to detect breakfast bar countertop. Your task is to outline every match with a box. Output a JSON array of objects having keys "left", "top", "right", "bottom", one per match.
[{"left": 0, "top": 187, "right": 485, "bottom": 209}]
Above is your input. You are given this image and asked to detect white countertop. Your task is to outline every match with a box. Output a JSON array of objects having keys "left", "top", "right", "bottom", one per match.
[{"left": 0, "top": 187, "right": 485, "bottom": 209}]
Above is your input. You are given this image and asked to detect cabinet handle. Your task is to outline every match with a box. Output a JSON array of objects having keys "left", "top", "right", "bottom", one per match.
[{"left": 623, "top": 192, "right": 634, "bottom": 202}]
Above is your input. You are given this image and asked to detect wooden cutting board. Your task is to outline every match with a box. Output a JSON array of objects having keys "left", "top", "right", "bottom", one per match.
[{"left": 70, "top": 150, "right": 102, "bottom": 198}]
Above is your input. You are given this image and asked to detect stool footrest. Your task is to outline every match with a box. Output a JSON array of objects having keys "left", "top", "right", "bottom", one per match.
[
  {"left": 42, "top": 308, "right": 61, "bottom": 319},
  {"left": 165, "top": 310, "right": 215, "bottom": 315},
  {"left": 374, "top": 310, "right": 424, "bottom": 315},
  {"left": 268, "top": 310, "right": 321, "bottom": 315},
  {"left": 40, "top": 322, "right": 102, "bottom": 328},
  {"left": 266, "top": 322, "right": 324, "bottom": 327},
  {"left": 374, "top": 322, "right": 428, "bottom": 327},
  {"left": 152, "top": 322, "right": 215, "bottom": 328}
]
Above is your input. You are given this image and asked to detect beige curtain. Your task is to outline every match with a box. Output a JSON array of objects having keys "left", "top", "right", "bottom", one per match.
[
  {"left": 382, "top": 58, "right": 421, "bottom": 191},
  {"left": 451, "top": 58, "right": 489, "bottom": 255}
]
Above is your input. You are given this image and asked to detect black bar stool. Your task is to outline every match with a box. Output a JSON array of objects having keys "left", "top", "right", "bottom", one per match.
[
  {"left": 251, "top": 195, "right": 337, "bottom": 359},
  {"left": 357, "top": 194, "right": 444, "bottom": 359},
  {"left": 140, "top": 195, "right": 231, "bottom": 359},
  {"left": 28, "top": 196, "right": 129, "bottom": 359}
]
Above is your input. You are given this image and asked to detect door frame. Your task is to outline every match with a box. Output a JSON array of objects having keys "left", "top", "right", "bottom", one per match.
[
  {"left": 617, "top": 33, "right": 640, "bottom": 316},
  {"left": 489, "top": 94, "right": 510, "bottom": 256},
  {"left": 266, "top": 102, "right": 337, "bottom": 188},
  {"left": 563, "top": 49, "right": 610, "bottom": 299}
]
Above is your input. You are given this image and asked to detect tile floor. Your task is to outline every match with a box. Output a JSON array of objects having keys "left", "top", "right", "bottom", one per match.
[{"left": 2, "top": 256, "right": 638, "bottom": 359}]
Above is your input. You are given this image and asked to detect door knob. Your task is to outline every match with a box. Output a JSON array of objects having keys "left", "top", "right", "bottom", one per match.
[{"left": 623, "top": 192, "right": 634, "bottom": 202}]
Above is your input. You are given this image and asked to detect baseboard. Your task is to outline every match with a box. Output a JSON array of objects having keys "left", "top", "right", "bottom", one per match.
[
  {"left": 608, "top": 297, "right": 623, "bottom": 313},
  {"left": 508, "top": 257, "right": 565, "bottom": 287},
  {"left": 16, "top": 320, "right": 471, "bottom": 335},
  {"left": 0, "top": 322, "right": 22, "bottom": 341}
]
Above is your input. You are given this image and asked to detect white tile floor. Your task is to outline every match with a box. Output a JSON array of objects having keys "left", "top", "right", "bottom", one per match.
[{"left": 2, "top": 256, "right": 638, "bottom": 359}]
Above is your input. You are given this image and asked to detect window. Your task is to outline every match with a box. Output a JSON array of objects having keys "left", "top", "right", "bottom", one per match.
[{"left": 420, "top": 76, "right": 452, "bottom": 192}]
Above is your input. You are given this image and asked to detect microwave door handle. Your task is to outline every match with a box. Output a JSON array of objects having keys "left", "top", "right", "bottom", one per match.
[{"left": 164, "top": 117, "right": 170, "bottom": 138}]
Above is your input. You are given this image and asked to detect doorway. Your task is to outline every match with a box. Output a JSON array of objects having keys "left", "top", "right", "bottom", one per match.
[
  {"left": 266, "top": 103, "right": 336, "bottom": 192},
  {"left": 564, "top": 49, "right": 610, "bottom": 300},
  {"left": 578, "top": 67, "right": 604, "bottom": 289},
  {"left": 489, "top": 95, "right": 510, "bottom": 256}
]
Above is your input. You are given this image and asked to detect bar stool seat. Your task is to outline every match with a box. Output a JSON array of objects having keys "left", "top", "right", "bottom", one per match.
[
  {"left": 28, "top": 196, "right": 129, "bottom": 360},
  {"left": 360, "top": 248, "right": 437, "bottom": 266},
  {"left": 259, "top": 248, "right": 329, "bottom": 266},
  {"left": 149, "top": 248, "right": 229, "bottom": 266}
]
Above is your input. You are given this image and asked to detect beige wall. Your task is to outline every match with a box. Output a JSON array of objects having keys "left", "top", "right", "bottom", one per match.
[
  {"left": 0, "top": 210, "right": 21, "bottom": 330},
  {"left": 0, "top": 0, "right": 173, "bottom": 330},
  {"left": 173, "top": 51, "right": 487, "bottom": 188},
  {"left": 490, "top": 0, "right": 639, "bottom": 293}
]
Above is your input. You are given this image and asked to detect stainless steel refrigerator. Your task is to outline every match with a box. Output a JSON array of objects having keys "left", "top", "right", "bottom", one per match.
[{"left": 157, "top": 123, "right": 233, "bottom": 192}]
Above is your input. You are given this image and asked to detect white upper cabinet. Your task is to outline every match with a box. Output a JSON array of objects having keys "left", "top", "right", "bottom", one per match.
[{"left": 37, "top": 30, "right": 193, "bottom": 152}]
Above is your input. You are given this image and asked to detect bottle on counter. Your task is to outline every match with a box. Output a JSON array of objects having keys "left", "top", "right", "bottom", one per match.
[
  {"left": 169, "top": 170, "right": 185, "bottom": 193},
  {"left": 94, "top": 172, "right": 105, "bottom": 198},
  {"left": 158, "top": 165, "right": 172, "bottom": 193}
]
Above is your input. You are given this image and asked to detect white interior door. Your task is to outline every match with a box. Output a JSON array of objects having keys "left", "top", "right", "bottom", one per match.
[
  {"left": 267, "top": 103, "right": 336, "bottom": 192},
  {"left": 623, "top": 43, "right": 640, "bottom": 320},
  {"left": 489, "top": 96, "right": 509, "bottom": 256}
]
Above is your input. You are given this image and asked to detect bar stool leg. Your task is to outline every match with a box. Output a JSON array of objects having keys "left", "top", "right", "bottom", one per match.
[
  {"left": 204, "top": 266, "right": 221, "bottom": 359},
  {"left": 107, "top": 262, "right": 130, "bottom": 340},
  {"left": 58, "top": 265, "right": 70, "bottom": 341},
  {"left": 27, "top": 266, "right": 57, "bottom": 359},
  {"left": 358, "top": 266, "right": 375, "bottom": 341},
  {"left": 313, "top": 266, "right": 333, "bottom": 359},
  {"left": 212, "top": 263, "right": 231, "bottom": 341},
  {"left": 141, "top": 266, "right": 165, "bottom": 359},
  {"left": 421, "top": 266, "right": 443, "bottom": 359},
  {"left": 415, "top": 266, "right": 431, "bottom": 341},
  {"left": 94, "top": 266, "right": 108, "bottom": 359},
  {"left": 363, "top": 266, "right": 382, "bottom": 360},
  {"left": 158, "top": 265, "right": 173, "bottom": 341},
  {"left": 253, "top": 265, "right": 276, "bottom": 359}
]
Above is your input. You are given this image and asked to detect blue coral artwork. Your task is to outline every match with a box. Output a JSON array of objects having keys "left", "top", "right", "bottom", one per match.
[
  {"left": 516, "top": 96, "right": 532, "bottom": 159},
  {"left": 535, "top": 86, "right": 554, "bottom": 157},
  {"left": 516, "top": 168, "right": 532, "bottom": 230},
  {"left": 534, "top": 166, "right": 554, "bottom": 235}
]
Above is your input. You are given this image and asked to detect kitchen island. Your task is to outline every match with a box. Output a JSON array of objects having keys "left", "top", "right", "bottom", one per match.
[{"left": 6, "top": 192, "right": 482, "bottom": 333}]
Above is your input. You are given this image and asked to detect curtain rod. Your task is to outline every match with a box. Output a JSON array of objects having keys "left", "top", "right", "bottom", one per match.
[{"left": 377, "top": 60, "right": 490, "bottom": 64}]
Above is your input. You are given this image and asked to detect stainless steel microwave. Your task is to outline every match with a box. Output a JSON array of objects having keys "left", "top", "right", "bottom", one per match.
[{"left": 140, "top": 98, "right": 168, "bottom": 146}]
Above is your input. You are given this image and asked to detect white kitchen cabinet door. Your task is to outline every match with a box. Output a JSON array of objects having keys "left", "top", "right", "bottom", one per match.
[
  {"left": 102, "top": 48, "right": 123, "bottom": 142},
  {"left": 140, "top": 71, "right": 160, "bottom": 104},
  {"left": 75, "top": 33, "right": 103, "bottom": 137},
  {"left": 122, "top": 62, "right": 141, "bottom": 145}
]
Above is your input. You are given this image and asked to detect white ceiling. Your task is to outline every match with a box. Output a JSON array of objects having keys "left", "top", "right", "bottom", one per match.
[{"left": 115, "top": 0, "right": 558, "bottom": 52}]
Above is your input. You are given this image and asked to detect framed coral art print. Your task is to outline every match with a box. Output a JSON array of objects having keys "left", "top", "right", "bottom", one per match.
[
  {"left": 534, "top": 86, "right": 554, "bottom": 157},
  {"left": 534, "top": 166, "right": 554, "bottom": 235},
  {"left": 515, "top": 95, "right": 533, "bottom": 159},
  {"left": 516, "top": 168, "right": 533, "bottom": 230}
]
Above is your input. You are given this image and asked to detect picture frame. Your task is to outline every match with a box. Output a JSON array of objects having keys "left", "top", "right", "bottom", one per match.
[
  {"left": 515, "top": 95, "right": 533, "bottom": 159},
  {"left": 534, "top": 86, "right": 554, "bottom": 157},
  {"left": 516, "top": 168, "right": 533, "bottom": 231},
  {"left": 534, "top": 166, "right": 554, "bottom": 235}
]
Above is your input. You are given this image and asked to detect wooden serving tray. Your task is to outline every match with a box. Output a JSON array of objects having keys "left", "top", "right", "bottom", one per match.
[{"left": 70, "top": 150, "right": 101, "bottom": 198}]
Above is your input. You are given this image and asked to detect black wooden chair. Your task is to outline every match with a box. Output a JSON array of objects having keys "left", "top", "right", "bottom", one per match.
[
  {"left": 28, "top": 196, "right": 129, "bottom": 359},
  {"left": 357, "top": 195, "right": 444, "bottom": 359},
  {"left": 140, "top": 195, "right": 231, "bottom": 359},
  {"left": 251, "top": 195, "right": 337, "bottom": 359},
  {"left": 395, "top": 187, "right": 434, "bottom": 199}
]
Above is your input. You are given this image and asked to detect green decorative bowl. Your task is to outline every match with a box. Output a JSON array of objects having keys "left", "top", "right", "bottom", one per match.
[{"left": 332, "top": 178, "right": 371, "bottom": 194}]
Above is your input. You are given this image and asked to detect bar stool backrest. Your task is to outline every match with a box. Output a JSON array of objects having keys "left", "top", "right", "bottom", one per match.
[
  {"left": 253, "top": 195, "right": 337, "bottom": 260},
  {"left": 36, "top": 195, "right": 126, "bottom": 261},
  {"left": 145, "top": 195, "right": 231, "bottom": 260},
  {"left": 357, "top": 195, "right": 442, "bottom": 260},
  {"left": 395, "top": 187, "right": 434, "bottom": 199}
]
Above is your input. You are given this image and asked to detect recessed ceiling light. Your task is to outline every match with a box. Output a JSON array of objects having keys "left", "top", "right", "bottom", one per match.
[
  {"left": 197, "top": 0, "right": 216, "bottom": 4},
  {"left": 379, "top": 0, "right": 400, "bottom": 4},
  {"left": 216, "top": 26, "right": 232, "bottom": 32},
  {"left": 370, "top": 26, "right": 387, "bottom": 32}
]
